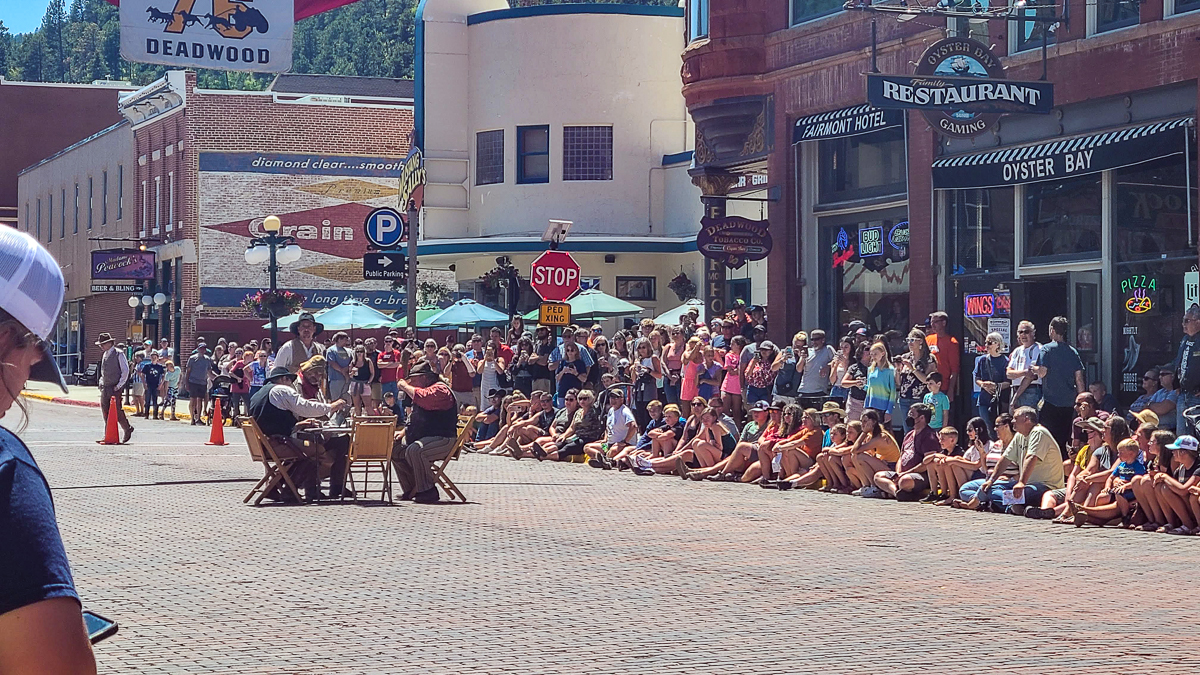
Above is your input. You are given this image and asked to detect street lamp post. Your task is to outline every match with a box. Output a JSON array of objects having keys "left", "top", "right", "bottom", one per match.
[{"left": 245, "top": 215, "right": 302, "bottom": 353}]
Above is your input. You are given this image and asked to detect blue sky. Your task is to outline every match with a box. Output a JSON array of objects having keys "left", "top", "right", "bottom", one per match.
[{"left": 2, "top": 0, "right": 54, "bottom": 34}]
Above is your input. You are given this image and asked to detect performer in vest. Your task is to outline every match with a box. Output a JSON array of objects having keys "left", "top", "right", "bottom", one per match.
[
  {"left": 248, "top": 366, "right": 351, "bottom": 502},
  {"left": 391, "top": 359, "right": 459, "bottom": 503},
  {"left": 274, "top": 312, "right": 325, "bottom": 374},
  {"left": 96, "top": 332, "right": 134, "bottom": 444}
]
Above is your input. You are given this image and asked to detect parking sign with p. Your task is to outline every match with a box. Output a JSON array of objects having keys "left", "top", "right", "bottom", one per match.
[{"left": 364, "top": 207, "right": 406, "bottom": 250}]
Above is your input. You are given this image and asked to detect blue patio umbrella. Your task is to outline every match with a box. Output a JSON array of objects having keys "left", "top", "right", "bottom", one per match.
[
  {"left": 425, "top": 299, "right": 510, "bottom": 327},
  {"left": 312, "top": 299, "right": 395, "bottom": 330},
  {"left": 261, "top": 307, "right": 331, "bottom": 330},
  {"left": 389, "top": 306, "right": 445, "bottom": 328}
]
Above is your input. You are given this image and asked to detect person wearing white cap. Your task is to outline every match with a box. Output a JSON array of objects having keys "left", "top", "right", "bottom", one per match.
[{"left": 0, "top": 229, "right": 97, "bottom": 671}]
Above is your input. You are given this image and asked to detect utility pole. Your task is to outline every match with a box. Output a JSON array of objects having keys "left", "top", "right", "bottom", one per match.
[{"left": 405, "top": 199, "right": 418, "bottom": 332}]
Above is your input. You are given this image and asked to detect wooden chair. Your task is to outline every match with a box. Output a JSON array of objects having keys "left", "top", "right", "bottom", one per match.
[
  {"left": 240, "top": 418, "right": 304, "bottom": 505},
  {"left": 342, "top": 418, "right": 398, "bottom": 504},
  {"left": 432, "top": 407, "right": 477, "bottom": 502}
]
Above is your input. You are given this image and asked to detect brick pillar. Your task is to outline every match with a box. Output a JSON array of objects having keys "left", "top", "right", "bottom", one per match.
[{"left": 907, "top": 112, "right": 937, "bottom": 321}]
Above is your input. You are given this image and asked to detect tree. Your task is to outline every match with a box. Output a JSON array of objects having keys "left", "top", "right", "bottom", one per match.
[
  {"left": 0, "top": 21, "right": 12, "bottom": 78},
  {"left": 40, "top": 0, "right": 68, "bottom": 82}
]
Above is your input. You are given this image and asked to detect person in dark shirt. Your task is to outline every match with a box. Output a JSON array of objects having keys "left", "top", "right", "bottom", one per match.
[
  {"left": 141, "top": 351, "right": 167, "bottom": 420},
  {"left": 873, "top": 402, "right": 940, "bottom": 501},
  {"left": 1171, "top": 304, "right": 1200, "bottom": 436},
  {"left": 0, "top": 230, "right": 96, "bottom": 672}
]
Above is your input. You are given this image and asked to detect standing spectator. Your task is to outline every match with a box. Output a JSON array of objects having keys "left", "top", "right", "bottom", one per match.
[
  {"left": 1006, "top": 320, "right": 1043, "bottom": 410},
  {"left": 629, "top": 339, "right": 663, "bottom": 429},
  {"left": 162, "top": 359, "right": 181, "bottom": 420},
  {"left": 129, "top": 351, "right": 146, "bottom": 416},
  {"left": 738, "top": 325, "right": 768, "bottom": 391},
  {"left": 592, "top": 336, "right": 618, "bottom": 379},
  {"left": 840, "top": 342, "right": 871, "bottom": 422},
  {"left": 896, "top": 328, "right": 937, "bottom": 435},
  {"left": 1169, "top": 303, "right": 1200, "bottom": 436},
  {"left": 576, "top": 327, "right": 602, "bottom": 392},
  {"left": 325, "top": 332, "right": 352, "bottom": 406},
  {"left": 159, "top": 337, "right": 174, "bottom": 361},
  {"left": 748, "top": 305, "right": 768, "bottom": 336},
  {"left": 925, "top": 311, "right": 960, "bottom": 405},
  {"left": 142, "top": 351, "right": 166, "bottom": 420},
  {"left": 663, "top": 326, "right": 687, "bottom": 405},
  {"left": 1035, "top": 315, "right": 1087, "bottom": 455},
  {"left": 973, "top": 332, "right": 1010, "bottom": 436},
  {"left": 489, "top": 326, "right": 514, "bottom": 363},
  {"left": 923, "top": 373, "right": 951, "bottom": 430},
  {"left": 679, "top": 337, "right": 703, "bottom": 416},
  {"left": 507, "top": 316, "right": 525, "bottom": 345},
  {"left": 829, "top": 336, "right": 855, "bottom": 403},
  {"left": 247, "top": 350, "right": 269, "bottom": 400},
  {"left": 480, "top": 344, "right": 507, "bottom": 403},
  {"left": 349, "top": 345, "right": 374, "bottom": 416},
  {"left": 377, "top": 335, "right": 404, "bottom": 403},
  {"left": 1090, "top": 381, "right": 1118, "bottom": 413},
  {"left": 529, "top": 327, "right": 554, "bottom": 395},
  {"left": 797, "top": 329, "right": 836, "bottom": 409},
  {"left": 466, "top": 334, "right": 486, "bottom": 406},
  {"left": 696, "top": 345, "right": 723, "bottom": 406},
  {"left": 710, "top": 319, "right": 730, "bottom": 351},
  {"left": 448, "top": 346, "right": 476, "bottom": 409},
  {"left": 744, "top": 340, "right": 779, "bottom": 405},
  {"left": 509, "top": 339, "right": 534, "bottom": 396},
  {"left": 863, "top": 341, "right": 898, "bottom": 425},
  {"left": 182, "top": 344, "right": 212, "bottom": 427},
  {"left": 364, "top": 337, "right": 384, "bottom": 407},
  {"left": 722, "top": 336, "right": 748, "bottom": 426},
  {"left": 772, "top": 332, "right": 806, "bottom": 404},
  {"left": 548, "top": 327, "right": 593, "bottom": 386}
]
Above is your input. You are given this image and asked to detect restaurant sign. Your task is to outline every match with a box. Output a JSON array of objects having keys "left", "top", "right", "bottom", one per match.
[
  {"left": 868, "top": 37, "right": 1053, "bottom": 139},
  {"left": 92, "top": 250, "right": 156, "bottom": 280},
  {"left": 697, "top": 216, "right": 773, "bottom": 269}
]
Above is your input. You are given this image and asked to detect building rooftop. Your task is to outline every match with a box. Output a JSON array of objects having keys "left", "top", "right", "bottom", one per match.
[{"left": 268, "top": 74, "right": 415, "bottom": 100}]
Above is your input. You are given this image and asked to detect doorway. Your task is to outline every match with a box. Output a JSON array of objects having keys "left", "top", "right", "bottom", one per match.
[
  {"left": 1022, "top": 277, "right": 1067, "bottom": 343},
  {"left": 1021, "top": 273, "right": 1103, "bottom": 385}
]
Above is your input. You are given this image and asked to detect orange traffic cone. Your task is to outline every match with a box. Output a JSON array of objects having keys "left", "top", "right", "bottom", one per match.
[
  {"left": 97, "top": 397, "right": 121, "bottom": 445},
  {"left": 205, "top": 402, "right": 228, "bottom": 446}
]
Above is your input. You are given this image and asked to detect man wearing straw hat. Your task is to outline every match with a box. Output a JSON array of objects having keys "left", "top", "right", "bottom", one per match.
[{"left": 96, "top": 332, "right": 134, "bottom": 444}]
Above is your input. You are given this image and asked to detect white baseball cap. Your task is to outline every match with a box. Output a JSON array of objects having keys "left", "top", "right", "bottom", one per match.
[{"left": 0, "top": 228, "right": 67, "bottom": 392}]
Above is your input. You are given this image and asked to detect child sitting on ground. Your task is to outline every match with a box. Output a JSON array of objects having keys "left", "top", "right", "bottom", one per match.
[
  {"left": 1069, "top": 438, "right": 1146, "bottom": 528},
  {"left": 923, "top": 373, "right": 951, "bottom": 431}
]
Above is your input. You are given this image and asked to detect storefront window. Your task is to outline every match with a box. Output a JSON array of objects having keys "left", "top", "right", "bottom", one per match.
[
  {"left": 949, "top": 187, "right": 1015, "bottom": 274},
  {"left": 818, "top": 125, "right": 906, "bottom": 204},
  {"left": 1114, "top": 155, "right": 1197, "bottom": 263},
  {"left": 1023, "top": 173, "right": 1102, "bottom": 264},
  {"left": 1096, "top": 0, "right": 1140, "bottom": 33},
  {"left": 1113, "top": 260, "right": 1190, "bottom": 407},
  {"left": 820, "top": 208, "right": 910, "bottom": 338}
]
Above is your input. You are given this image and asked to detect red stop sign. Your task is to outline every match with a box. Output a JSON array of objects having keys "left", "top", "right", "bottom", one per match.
[{"left": 530, "top": 250, "right": 581, "bottom": 302}]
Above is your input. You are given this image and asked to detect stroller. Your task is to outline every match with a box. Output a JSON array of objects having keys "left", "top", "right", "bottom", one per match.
[
  {"left": 208, "top": 375, "right": 235, "bottom": 426},
  {"left": 1183, "top": 404, "right": 1200, "bottom": 437}
]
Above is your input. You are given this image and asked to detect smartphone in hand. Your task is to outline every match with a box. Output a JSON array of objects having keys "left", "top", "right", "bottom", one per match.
[{"left": 83, "top": 610, "right": 118, "bottom": 644}]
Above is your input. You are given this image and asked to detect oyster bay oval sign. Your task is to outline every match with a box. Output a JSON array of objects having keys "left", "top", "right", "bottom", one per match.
[{"left": 697, "top": 215, "right": 773, "bottom": 269}]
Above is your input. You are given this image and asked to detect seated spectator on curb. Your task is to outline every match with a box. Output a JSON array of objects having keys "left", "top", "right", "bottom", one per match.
[
  {"left": 585, "top": 388, "right": 637, "bottom": 469},
  {"left": 532, "top": 389, "right": 602, "bottom": 462},
  {"left": 1070, "top": 392, "right": 1110, "bottom": 458},
  {"left": 474, "top": 389, "right": 506, "bottom": 445},
  {"left": 634, "top": 405, "right": 732, "bottom": 477},
  {"left": 1129, "top": 428, "right": 1175, "bottom": 531},
  {"left": 780, "top": 421, "right": 855, "bottom": 492},
  {"left": 741, "top": 404, "right": 800, "bottom": 484},
  {"left": 1068, "top": 438, "right": 1147, "bottom": 528},
  {"left": 1150, "top": 434, "right": 1200, "bottom": 534},
  {"left": 957, "top": 406, "right": 1065, "bottom": 515},
  {"left": 760, "top": 407, "right": 823, "bottom": 488},
  {"left": 1033, "top": 416, "right": 1108, "bottom": 522},
  {"left": 846, "top": 409, "right": 901, "bottom": 496},
  {"left": 495, "top": 393, "right": 555, "bottom": 458},
  {"left": 1072, "top": 415, "right": 1131, "bottom": 509},
  {"left": 521, "top": 389, "right": 579, "bottom": 459},
  {"left": 926, "top": 425, "right": 986, "bottom": 506},
  {"left": 686, "top": 401, "right": 769, "bottom": 482},
  {"left": 873, "top": 402, "right": 939, "bottom": 501}
]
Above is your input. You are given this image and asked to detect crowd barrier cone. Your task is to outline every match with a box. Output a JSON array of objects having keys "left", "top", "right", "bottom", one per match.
[
  {"left": 97, "top": 397, "right": 121, "bottom": 445},
  {"left": 205, "top": 403, "right": 228, "bottom": 446}
]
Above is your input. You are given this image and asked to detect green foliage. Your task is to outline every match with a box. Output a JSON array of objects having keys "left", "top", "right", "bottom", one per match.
[{"left": 1, "top": 0, "right": 674, "bottom": 87}]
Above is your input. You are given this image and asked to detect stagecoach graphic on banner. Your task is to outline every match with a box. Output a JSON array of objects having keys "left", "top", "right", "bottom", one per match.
[{"left": 120, "top": 0, "right": 294, "bottom": 72}]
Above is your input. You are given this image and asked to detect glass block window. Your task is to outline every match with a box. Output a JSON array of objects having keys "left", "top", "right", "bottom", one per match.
[
  {"left": 476, "top": 130, "right": 504, "bottom": 186},
  {"left": 563, "top": 125, "right": 613, "bottom": 181}
]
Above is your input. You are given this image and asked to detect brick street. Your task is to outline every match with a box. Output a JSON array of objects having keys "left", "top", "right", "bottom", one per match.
[{"left": 19, "top": 399, "right": 1200, "bottom": 674}]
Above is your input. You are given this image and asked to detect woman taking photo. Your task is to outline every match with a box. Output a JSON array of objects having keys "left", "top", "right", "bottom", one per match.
[
  {"left": 896, "top": 329, "right": 937, "bottom": 435},
  {"left": 479, "top": 343, "right": 507, "bottom": 402},
  {"left": 349, "top": 345, "right": 374, "bottom": 416},
  {"left": 629, "top": 339, "right": 664, "bottom": 429},
  {"left": 679, "top": 337, "right": 703, "bottom": 417},
  {"left": 744, "top": 340, "right": 780, "bottom": 406},
  {"left": 840, "top": 342, "right": 871, "bottom": 422},
  {"left": 829, "top": 336, "right": 855, "bottom": 403},
  {"left": 554, "top": 343, "right": 588, "bottom": 404},
  {"left": 0, "top": 229, "right": 97, "bottom": 672}
]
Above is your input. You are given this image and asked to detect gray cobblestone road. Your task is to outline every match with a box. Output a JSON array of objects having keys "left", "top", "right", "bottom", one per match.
[{"left": 17, "top": 400, "right": 1200, "bottom": 674}]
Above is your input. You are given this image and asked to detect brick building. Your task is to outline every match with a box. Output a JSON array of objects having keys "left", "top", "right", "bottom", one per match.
[
  {"left": 683, "top": 0, "right": 1200, "bottom": 408},
  {"left": 19, "top": 71, "right": 414, "bottom": 370}
]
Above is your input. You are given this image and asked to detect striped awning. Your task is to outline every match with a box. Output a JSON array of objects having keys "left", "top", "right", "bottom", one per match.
[
  {"left": 792, "top": 104, "right": 904, "bottom": 143},
  {"left": 932, "top": 117, "right": 1193, "bottom": 189}
]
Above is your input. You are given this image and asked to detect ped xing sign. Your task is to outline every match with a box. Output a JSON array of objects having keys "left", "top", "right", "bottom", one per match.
[
  {"left": 120, "top": 0, "right": 293, "bottom": 72},
  {"left": 538, "top": 302, "right": 572, "bottom": 327},
  {"left": 867, "top": 74, "right": 1053, "bottom": 114}
]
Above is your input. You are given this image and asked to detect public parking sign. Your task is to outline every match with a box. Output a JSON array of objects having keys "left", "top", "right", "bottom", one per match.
[
  {"left": 530, "top": 250, "right": 581, "bottom": 302},
  {"left": 363, "top": 251, "right": 407, "bottom": 280},
  {"left": 363, "top": 207, "right": 406, "bottom": 249}
]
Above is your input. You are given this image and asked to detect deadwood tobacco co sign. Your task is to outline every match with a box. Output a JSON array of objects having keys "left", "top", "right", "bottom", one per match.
[{"left": 866, "top": 37, "right": 1054, "bottom": 138}]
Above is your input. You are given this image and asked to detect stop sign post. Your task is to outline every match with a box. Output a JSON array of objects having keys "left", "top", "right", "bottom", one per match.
[{"left": 530, "top": 250, "right": 581, "bottom": 303}]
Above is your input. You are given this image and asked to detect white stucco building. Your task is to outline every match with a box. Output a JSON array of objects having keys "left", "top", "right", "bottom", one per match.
[{"left": 414, "top": 0, "right": 706, "bottom": 321}]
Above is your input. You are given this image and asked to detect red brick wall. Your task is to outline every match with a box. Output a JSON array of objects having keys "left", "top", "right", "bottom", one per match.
[{"left": 83, "top": 292, "right": 137, "bottom": 365}]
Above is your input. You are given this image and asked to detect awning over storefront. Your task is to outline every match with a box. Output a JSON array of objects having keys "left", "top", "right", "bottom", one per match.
[
  {"left": 932, "top": 117, "right": 1193, "bottom": 189},
  {"left": 792, "top": 104, "right": 904, "bottom": 143}
]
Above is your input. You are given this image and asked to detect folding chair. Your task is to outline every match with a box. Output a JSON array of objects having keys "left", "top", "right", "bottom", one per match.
[
  {"left": 240, "top": 418, "right": 304, "bottom": 505},
  {"left": 432, "top": 407, "right": 477, "bottom": 502},
  {"left": 342, "top": 418, "right": 398, "bottom": 504}
]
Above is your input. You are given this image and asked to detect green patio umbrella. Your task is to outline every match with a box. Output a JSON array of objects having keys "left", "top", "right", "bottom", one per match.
[
  {"left": 310, "top": 299, "right": 395, "bottom": 330},
  {"left": 426, "top": 299, "right": 510, "bottom": 327},
  {"left": 389, "top": 306, "right": 444, "bottom": 328},
  {"left": 523, "top": 288, "right": 646, "bottom": 322},
  {"left": 653, "top": 298, "right": 705, "bottom": 325}
]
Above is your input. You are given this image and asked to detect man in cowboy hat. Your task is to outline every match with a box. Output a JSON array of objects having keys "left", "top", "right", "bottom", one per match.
[
  {"left": 274, "top": 312, "right": 326, "bottom": 374},
  {"left": 391, "top": 359, "right": 459, "bottom": 503},
  {"left": 248, "top": 366, "right": 351, "bottom": 501},
  {"left": 819, "top": 400, "right": 845, "bottom": 447},
  {"left": 96, "top": 332, "right": 134, "bottom": 443}
]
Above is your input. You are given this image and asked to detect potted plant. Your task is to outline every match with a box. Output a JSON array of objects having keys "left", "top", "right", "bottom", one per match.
[
  {"left": 668, "top": 270, "right": 697, "bottom": 301},
  {"left": 242, "top": 290, "right": 305, "bottom": 318}
]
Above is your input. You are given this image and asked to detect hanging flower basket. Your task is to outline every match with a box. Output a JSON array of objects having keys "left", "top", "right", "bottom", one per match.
[
  {"left": 668, "top": 271, "right": 697, "bottom": 301},
  {"left": 242, "top": 290, "right": 305, "bottom": 318}
]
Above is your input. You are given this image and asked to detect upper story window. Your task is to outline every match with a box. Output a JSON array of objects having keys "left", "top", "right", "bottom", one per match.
[
  {"left": 517, "top": 125, "right": 550, "bottom": 184},
  {"left": 791, "top": 0, "right": 842, "bottom": 26},
  {"left": 47, "top": 193, "right": 53, "bottom": 243},
  {"left": 818, "top": 124, "right": 907, "bottom": 204},
  {"left": 74, "top": 184, "right": 79, "bottom": 234},
  {"left": 117, "top": 165, "right": 124, "bottom": 219},
  {"left": 563, "top": 126, "right": 613, "bottom": 181},
  {"left": 476, "top": 130, "right": 504, "bottom": 186},
  {"left": 1167, "top": 0, "right": 1200, "bottom": 16},
  {"left": 102, "top": 170, "right": 109, "bottom": 225},
  {"left": 1011, "top": 1, "right": 1057, "bottom": 53},
  {"left": 1091, "top": 0, "right": 1139, "bottom": 34},
  {"left": 689, "top": 0, "right": 709, "bottom": 41}
]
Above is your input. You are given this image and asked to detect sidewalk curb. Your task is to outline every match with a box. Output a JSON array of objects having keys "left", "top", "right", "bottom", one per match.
[{"left": 20, "top": 391, "right": 194, "bottom": 420}]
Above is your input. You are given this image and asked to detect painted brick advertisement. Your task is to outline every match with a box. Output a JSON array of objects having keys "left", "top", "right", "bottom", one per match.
[{"left": 198, "top": 151, "right": 407, "bottom": 311}]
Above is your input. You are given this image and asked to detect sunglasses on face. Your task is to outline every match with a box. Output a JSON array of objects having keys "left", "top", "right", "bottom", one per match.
[{"left": 565, "top": 397, "right": 576, "bottom": 402}]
